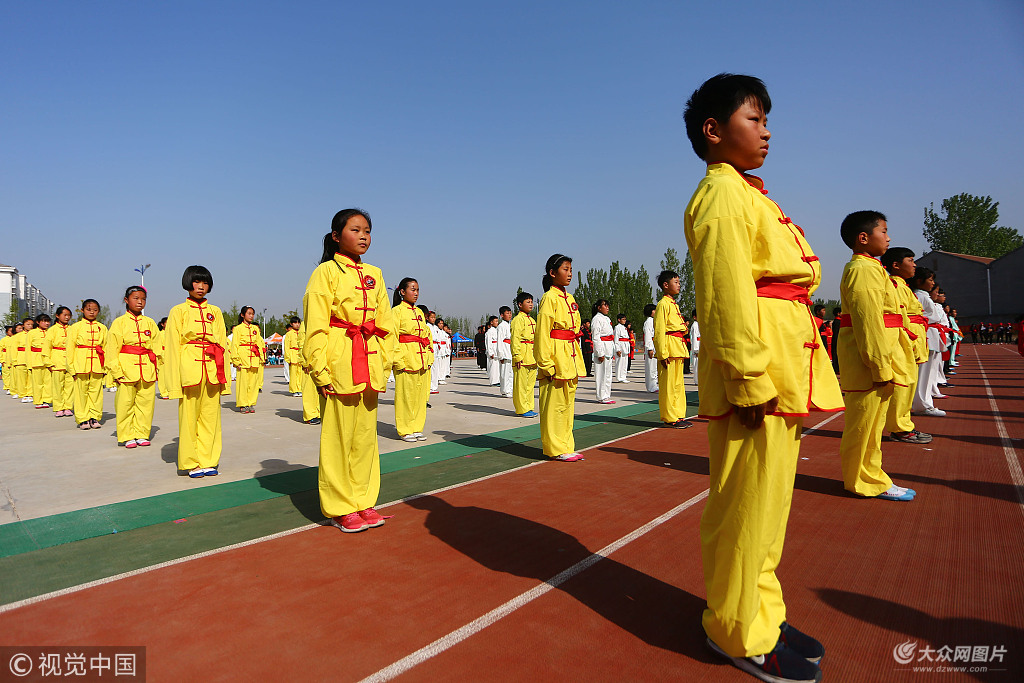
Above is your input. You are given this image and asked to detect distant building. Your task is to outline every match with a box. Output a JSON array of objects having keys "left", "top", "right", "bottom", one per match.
[
  {"left": 915, "top": 247, "right": 1024, "bottom": 323},
  {"left": 0, "top": 263, "right": 55, "bottom": 322}
]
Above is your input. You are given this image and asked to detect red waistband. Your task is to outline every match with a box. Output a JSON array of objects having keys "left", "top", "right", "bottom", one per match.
[
  {"left": 17, "top": 347, "right": 25, "bottom": 351},
  {"left": 187, "top": 340, "right": 227, "bottom": 384},
  {"left": 550, "top": 329, "right": 579, "bottom": 341},
  {"left": 398, "top": 333, "right": 431, "bottom": 348},
  {"left": 76, "top": 344, "right": 105, "bottom": 368},
  {"left": 30, "top": 347, "right": 43, "bottom": 352},
  {"left": 838, "top": 314, "right": 904, "bottom": 328},
  {"left": 667, "top": 331, "right": 685, "bottom": 338},
  {"left": 121, "top": 344, "right": 158, "bottom": 366},
  {"left": 599, "top": 335, "right": 614, "bottom": 341},
  {"left": 755, "top": 279, "right": 812, "bottom": 305},
  {"left": 908, "top": 315, "right": 927, "bottom": 326},
  {"left": 331, "top": 316, "right": 388, "bottom": 384}
]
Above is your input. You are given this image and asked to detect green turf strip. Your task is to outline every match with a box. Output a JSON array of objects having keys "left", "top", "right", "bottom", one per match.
[
  {"left": 0, "top": 401, "right": 661, "bottom": 560},
  {"left": 0, "top": 404, "right": 668, "bottom": 606}
]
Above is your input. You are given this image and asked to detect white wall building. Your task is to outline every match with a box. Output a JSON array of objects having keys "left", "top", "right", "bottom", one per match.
[{"left": 1, "top": 263, "right": 55, "bottom": 322}]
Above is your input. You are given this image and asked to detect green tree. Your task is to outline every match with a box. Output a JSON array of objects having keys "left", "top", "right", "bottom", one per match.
[
  {"left": 658, "top": 247, "right": 696, "bottom": 318},
  {"left": 573, "top": 261, "right": 654, "bottom": 328},
  {"left": 923, "top": 193, "right": 1023, "bottom": 258},
  {"left": 812, "top": 297, "right": 841, "bottom": 318},
  {"left": 2, "top": 298, "right": 20, "bottom": 327}
]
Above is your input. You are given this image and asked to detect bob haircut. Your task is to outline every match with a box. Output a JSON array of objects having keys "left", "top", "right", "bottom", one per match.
[
  {"left": 182, "top": 265, "right": 214, "bottom": 293},
  {"left": 683, "top": 73, "right": 772, "bottom": 161}
]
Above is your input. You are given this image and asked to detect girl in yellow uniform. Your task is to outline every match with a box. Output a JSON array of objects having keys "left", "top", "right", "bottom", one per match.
[
  {"left": 283, "top": 318, "right": 303, "bottom": 396},
  {"left": 391, "top": 278, "right": 434, "bottom": 442},
  {"left": 229, "top": 306, "right": 266, "bottom": 413},
  {"left": 106, "top": 286, "right": 159, "bottom": 448},
  {"left": 1, "top": 326, "right": 14, "bottom": 395},
  {"left": 44, "top": 307, "right": 75, "bottom": 417},
  {"left": 67, "top": 301, "right": 107, "bottom": 428},
  {"left": 165, "top": 266, "right": 231, "bottom": 478},
  {"left": 510, "top": 291, "right": 538, "bottom": 417},
  {"left": 303, "top": 208, "right": 395, "bottom": 533},
  {"left": 28, "top": 313, "right": 53, "bottom": 409},
  {"left": 534, "top": 254, "right": 586, "bottom": 461},
  {"left": 13, "top": 318, "right": 34, "bottom": 402}
]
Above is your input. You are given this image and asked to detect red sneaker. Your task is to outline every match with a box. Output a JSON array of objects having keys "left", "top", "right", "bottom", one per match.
[
  {"left": 135, "top": 438, "right": 151, "bottom": 447},
  {"left": 358, "top": 508, "right": 385, "bottom": 528},
  {"left": 331, "top": 513, "right": 368, "bottom": 533}
]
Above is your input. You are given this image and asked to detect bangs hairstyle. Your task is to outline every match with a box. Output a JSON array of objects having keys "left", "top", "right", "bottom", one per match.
[
  {"left": 657, "top": 270, "right": 678, "bottom": 288},
  {"left": 124, "top": 285, "right": 147, "bottom": 300},
  {"left": 35, "top": 313, "right": 51, "bottom": 324},
  {"left": 498, "top": 305, "right": 511, "bottom": 315},
  {"left": 840, "top": 210, "right": 887, "bottom": 249},
  {"left": 182, "top": 265, "right": 213, "bottom": 292},
  {"left": 683, "top": 73, "right": 771, "bottom": 160},
  {"left": 238, "top": 306, "right": 254, "bottom": 324},
  {"left": 542, "top": 253, "right": 572, "bottom": 291},
  {"left": 881, "top": 247, "right": 916, "bottom": 272},
  {"left": 321, "top": 208, "right": 372, "bottom": 264},
  {"left": 81, "top": 299, "right": 100, "bottom": 311},
  {"left": 516, "top": 291, "right": 533, "bottom": 306},
  {"left": 393, "top": 277, "right": 417, "bottom": 307},
  {"left": 54, "top": 306, "right": 71, "bottom": 318},
  {"left": 643, "top": 303, "right": 656, "bottom": 317}
]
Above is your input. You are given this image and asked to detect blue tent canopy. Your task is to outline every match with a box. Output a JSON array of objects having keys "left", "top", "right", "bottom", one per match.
[{"left": 452, "top": 333, "right": 472, "bottom": 342}]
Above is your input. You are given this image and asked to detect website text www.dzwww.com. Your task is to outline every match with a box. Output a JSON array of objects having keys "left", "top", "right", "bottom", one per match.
[{"left": 910, "top": 665, "right": 990, "bottom": 673}]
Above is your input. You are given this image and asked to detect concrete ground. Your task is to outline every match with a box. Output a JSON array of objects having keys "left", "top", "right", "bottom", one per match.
[{"left": 0, "top": 358, "right": 678, "bottom": 523}]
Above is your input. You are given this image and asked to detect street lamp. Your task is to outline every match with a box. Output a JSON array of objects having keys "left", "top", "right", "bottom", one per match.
[
  {"left": 134, "top": 264, "right": 151, "bottom": 287},
  {"left": 261, "top": 307, "right": 268, "bottom": 338}
]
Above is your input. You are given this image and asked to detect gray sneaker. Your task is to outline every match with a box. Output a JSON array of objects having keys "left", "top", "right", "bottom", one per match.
[{"left": 890, "top": 430, "right": 932, "bottom": 444}]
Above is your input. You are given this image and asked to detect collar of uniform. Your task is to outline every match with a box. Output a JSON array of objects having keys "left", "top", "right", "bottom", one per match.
[
  {"left": 335, "top": 253, "right": 362, "bottom": 269},
  {"left": 852, "top": 253, "right": 883, "bottom": 266},
  {"left": 187, "top": 298, "right": 207, "bottom": 307},
  {"left": 708, "top": 162, "right": 766, "bottom": 193}
]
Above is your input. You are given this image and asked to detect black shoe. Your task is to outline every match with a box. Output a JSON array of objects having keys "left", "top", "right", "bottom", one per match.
[
  {"left": 779, "top": 622, "right": 825, "bottom": 664},
  {"left": 708, "top": 637, "right": 822, "bottom": 682},
  {"left": 305, "top": 418, "right": 321, "bottom": 425}
]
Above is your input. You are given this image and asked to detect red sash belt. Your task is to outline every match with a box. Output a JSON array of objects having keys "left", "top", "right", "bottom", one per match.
[
  {"left": 331, "top": 316, "right": 388, "bottom": 385},
  {"left": 550, "top": 329, "right": 579, "bottom": 341},
  {"left": 241, "top": 342, "right": 263, "bottom": 361},
  {"left": 76, "top": 344, "right": 105, "bottom": 368},
  {"left": 187, "top": 340, "right": 227, "bottom": 384},
  {"left": 908, "top": 315, "right": 927, "bottom": 326},
  {"left": 502, "top": 338, "right": 511, "bottom": 344},
  {"left": 838, "top": 314, "right": 904, "bottom": 328},
  {"left": 755, "top": 278, "right": 812, "bottom": 305},
  {"left": 17, "top": 347, "right": 25, "bottom": 351},
  {"left": 927, "top": 323, "right": 952, "bottom": 345},
  {"left": 599, "top": 335, "right": 614, "bottom": 341},
  {"left": 522, "top": 340, "right": 534, "bottom": 344},
  {"left": 399, "top": 334, "right": 431, "bottom": 348},
  {"left": 438, "top": 341, "right": 448, "bottom": 345},
  {"left": 667, "top": 331, "right": 685, "bottom": 338},
  {"left": 121, "top": 344, "right": 157, "bottom": 366},
  {"left": 30, "top": 346, "right": 43, "bottom": 353}
]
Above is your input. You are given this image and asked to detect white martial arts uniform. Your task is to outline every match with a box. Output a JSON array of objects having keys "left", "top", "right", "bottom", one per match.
[
  {"left": 591, "top": 312, "right": 615, "bottom": 402},
  {"left": 496, "top": 318, "right": 513, "bottom": 397},
  {"left": 643, "top": 316, "right": 657, "bottom": 393},
  {"left": 912, "top": 290, "right": 942, "bottom": 413},
  {"left": 429, "top": 323, "right": 441, "bottom": 393},
  {"left": 690, "top": 319, "right": 701, "bottom": 391},
  {"left": 485, "top": 324, "right": 499, "bottom": 385},
  {"left": 613, "top": 322, "right": 630, "bottom": 382}
]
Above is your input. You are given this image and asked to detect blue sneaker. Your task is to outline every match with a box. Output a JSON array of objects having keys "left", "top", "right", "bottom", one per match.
[
  {"left": 519, "top": 410, "right": 539, "bottom": 418},
  {"left": 188, "top": 468, "right": 205, "bottom": 478},
  {"left": 876, "top": 486, "right": 914, "bottom": 501},
  {"left": 779, "top": 622, "right": 824, "bottom": 664},
  {"left": 708, "top": 637, "right": 822, "bottom": 682}
]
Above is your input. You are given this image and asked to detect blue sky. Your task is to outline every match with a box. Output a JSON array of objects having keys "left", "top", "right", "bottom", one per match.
[{"left": 3, "top": 0, "right": 1022, "bottom": 329}]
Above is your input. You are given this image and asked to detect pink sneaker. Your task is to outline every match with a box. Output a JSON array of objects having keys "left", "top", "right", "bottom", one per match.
[
  {"left": 331, "top": 512, "right": 368, "bottom": 533},
  {"left": 135, "top": 438, "right": 151, "bottom": 447},
  {"left": 125, "top": 440, "right": 138, "bottom": 449},
  {"left": 553, "top": 453, "right": 584, "bottom": 462},
  {"left": 358, "top": 508, "right": 385, "bottom": 528}
]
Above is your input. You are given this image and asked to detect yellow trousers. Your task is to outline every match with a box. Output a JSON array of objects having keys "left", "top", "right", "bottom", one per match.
[
  {"left": 701, "top": 413, "right": 802, "bottom": 657},
  {"left": 318, "top": 391, "right": 380, "bottom": 517},
  {"left": 32, "top": 367, "right": 52, "bottom": 405},
  {"left": 116, "top": 379, "right": 155, "bottom": 442},
  {"left": 884, "top": 374, "right": 918, "bottom": 433},
  {"left": 156, "top": 361, "right": 166, "bottom": 397},
  {"left": 73, "top": 372, "right": 104, "bottom": 423},
  {"left": 539, "top": 376, "right": 577, "bottom": 457},
  {"left": 840, "top": 384, "right": 895, "bottom": 496},
  {"left": 658, "top": 360, "right": 687, "bottom": 423},
  {"left": 288, "top": 363, "right": 304, "bottom": 393},
  {"left": 513, "top": 364, "right": 537, "bottom": 415},
  {"left": 2, "top": 364, "right": 10, "bottom": 391},
  {"left": 395, "top": 368, "right": 429, "bottom": 436},
  {"left": 15, "top": 366, "right": 31, "bottom": 398},
  {"left": 51, "top": 369, "right": 74, "bottom": 411},
  {"left": 257, "top": 364, "right": 265, "bottom": 391},
  {"left": 302, "top": 370, "right": 321, "bottom": 421},
  {"left": 236, "top": 367, "right": 260, "bottom": 408},
  {"left": 177, "top": 382, "right": 222, "bottom": 470},
  {"left": 104, "top": 373, "right": 116, "bottom": 389}
]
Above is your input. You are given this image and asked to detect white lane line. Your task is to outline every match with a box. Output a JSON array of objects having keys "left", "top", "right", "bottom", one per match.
[
  {"left": 801, "top": 412, "right": 842, "bottom": 438},
  {"left": 975, "top": 348, "right": 1024, "bottom": 517},
  {"left": 0, "top": 427, "right": 658, "bottom": 614},
  {"left": 357, "top": 489, "right": 710, "bottom": 683}
]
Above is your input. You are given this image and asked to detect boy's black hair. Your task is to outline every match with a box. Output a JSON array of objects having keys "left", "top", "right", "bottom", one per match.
[
  {"left": 4, "top": 326, "right": 12, "bottom": 334},
  {"left": 832, "top": 306, "right": 842, "bottom": 316},
  {"left": 54, "top": 306, "right": 71, "bottom": 318},
  {"left": 35, "top": 313, "right": 51, "bottom": 324},
  {"left": 542, "top": 253, "right": 572, "bottom": 291},
  {"left": 321, "top": 208, "right": 372, "bottom": 264},
  {"left": 591, "top": 299, "right": 608, "bottom": 316},
  {"left": 393, "top": 278, "right": 417, "bottom": 308},
  {"left": 814, "top": 305, "right": 826, "bottom": 317},
  {"left": 498, "top": 305, "right": 511, "bottom": 315},
  {"left": 840, "top": 211, "right": 887, "bottom": 249},
  {"left": 488, "top": 315, "right": 498, "bottom": 324},
  {"left": 289, "top": 316, "right": 301, "bottom": 325},
  {"left": 881, "top": 247, "right": 916, "bottom": 272},
  {"left": 238, "top": 306, "right": 254, "bottom": 324},
  {"left": 683, "top": 73, "right": 772, "bottom": 160},
  {"left": 81, "top": 299, "right": 100, "bottom": 311},
  {"left": 691, "top": 309, "right": 697, "bottom": 318},
  {"left": 182, "top": 265, "right": 214, "bottom": 293},
  {"left": 617, "top": 313, "right": 626, "bottom": 320},
  {"left": 657, "top": 270, "right": 679, "bottom": 289},
  {"left": 515, "top": 291, "right": 533, "bottom": 306},
  {"left": 643, "top": 303, "right": 656, "bottom": 317}
]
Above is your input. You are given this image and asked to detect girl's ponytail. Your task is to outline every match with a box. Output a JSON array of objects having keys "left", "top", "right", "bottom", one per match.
[{"left": 322, "top": 208, "right": 372, "bottom": 264}]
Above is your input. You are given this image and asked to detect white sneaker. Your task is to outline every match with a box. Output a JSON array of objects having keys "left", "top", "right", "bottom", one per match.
[
  {"left": 923, "top": 407, "right": 946, "bottom": 417},
  {"left": 401, "top": 434, "right": 418, "bottom": 442},
  {"left": 414, "top": 432, "right": 427, "bottom": 441},
  {"left": 21, "top": 397, "right": 32, "bottom": 403}
]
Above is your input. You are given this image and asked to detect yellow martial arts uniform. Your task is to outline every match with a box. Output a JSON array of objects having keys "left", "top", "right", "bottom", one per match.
[
  {"left": 44, "top": 322, "right": 74, "bottom": 412},
  {"left": 654, "top": 294, "right": 689, "bottom": 424},
  {"left": 27, "top": 327, "right": 52, "bottom": 406},
  {"left": 284, "top": 328, "right": 303, "bottom": 394},
  {"left": 1, "top": 335, "right": 12, "bottom": 393},
  {"left": 510, "top": 311, "right": 538, "bottom": 415},
  {"left": 303, "top": 253, "right": 394, "bottom": 518},
  {"left": 685, "top": 163, "right": 843, "bottom": 658},
  {"left": 885, "top": 277, "right": 924, "bottom": 434},
  {"left": 165, "top": 298, "right": 231, "bottom": 471},
  {"left": 154, "top": 328, "right": 167, "bottom": 398},
  {"left": 106, "top": 312, "right": 159, "bottom": 443},
  {"left": 67, "top": 319, "right": 108, "bottom": 423},
  {"left": 229, "top": 322, "right": 265, "bottom": 409},
  {"left": 392, "top": 300, "right": 434, "bottom": 437},
  {"left": 838, "top": 254, "right": 908, "bottom": 497},
  {"left": 11, "top": 330, "right": 32, "bottom": 399},
  {"left": 297, "top": 322, "right": 321, "bottom": 422},
  {"left": 535, "top": 286, "right": 586, "bottom": 457}
]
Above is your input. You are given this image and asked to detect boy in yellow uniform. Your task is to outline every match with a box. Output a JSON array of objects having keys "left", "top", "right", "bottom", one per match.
[
  {"left": 837, "top": 212, "right": 918, "bottom": 502},
  {"left": 653, "top": 271, "right": 692, "bottom": 428},
  {"left": 106, "top": 286, "right": 159, "bottom": 448},
  {"left": 165, "top": 266, "right": 231, "bottom": 478},
  {"left": 391, "top": 279, "right": 434, "bottom": 442},
  {"left": 303, "top": 208, "right": 395, "bottom": 533},
  {"left": 229, "top": 306, "right": 266, "bottom": 413},
  {"left": 67, "top": 301, "right": 107, "bottom": 428},
  {"left": 28, "top": 313, "right": 53, "bottom": 408},
  {"left": 13, "top": 318, "right": 34, "bottom": 402},
  {"left": 881, "top": 248, "right": 931, "bottom": 444},
  {"left": 510, "top": 291, "right": 538, "bottom": 417},
  {"left": 683, "top": 74, "right": 843, "bottom": 682},
  {"left": 44, "top": 306, "right": 75, "bottom": 417},
  {"left": 535, "top": 254, "right": 586, "bottom": 461},
  {"left": 283, "top": 317, "right": 303, "bottom": 396}
]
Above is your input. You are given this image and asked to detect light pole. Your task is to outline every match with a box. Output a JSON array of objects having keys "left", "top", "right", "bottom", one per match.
[
  {"left": 261, "top": 308, "right": 268, "bottom": 338},
  {"left": 134, "top": 264, "right": 151, "bottom": 288}
]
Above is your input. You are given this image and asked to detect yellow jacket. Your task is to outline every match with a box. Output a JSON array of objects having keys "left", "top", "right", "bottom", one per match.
[
  {"left": 283, "top": 329, "right": 302, "bottom": 364},
  {"left": 684, "top": 163, "right": 842, "bottom": 417},
  {"left": 303, "top": 253, "right": 394, "bottom": 393},
  {"left": 67, "top": 320, "right": 108, "bottom": 375},
  {"left": 654, "top": 295, "right": 690, "bottom": 361},
  {"left": 230, "top": 322, "right": 266, "bottom": 369},
  {"left": 390, "top": 300, "right": 433, "bottom": 373},
  {"left": 12, "top": 330, "right": 29, "bottom": 366},
  {"left": 837, "top": 255, "right": 908, "bottom": 391},
  {"left": 106, "top": 312, "right": 159, "bottom": 383},
  {"left": 510, "top": 311, "right": 537, "bottom": 366},
  {"left": 43, "top": 323, "right": 71, "bottom": 371},
  {"left": 0, "top": 336, "right": 9, "bottom": 367},
  {"left": 154, "top": 328, "right": 166, "bottom": 363},
  {"left": 534, "top": 286, "right": 586, "bottom": 380},
  {"left": 26, "top": 328, "right": 47, "bottom": 368},
  {"left": 164, "top": 298, "right": 231, "bottom": 398},
  {"left": 894, "top": 277, "right": 927, "bottom": 363}
]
